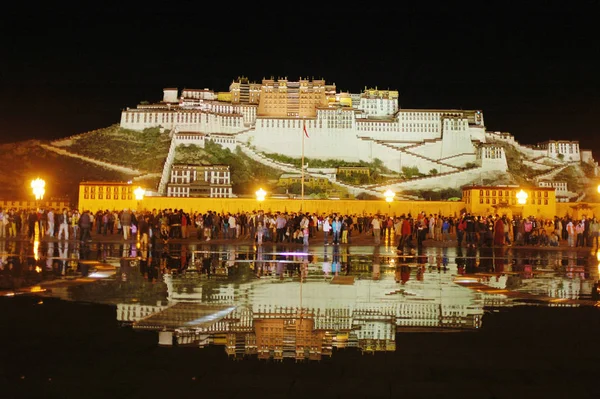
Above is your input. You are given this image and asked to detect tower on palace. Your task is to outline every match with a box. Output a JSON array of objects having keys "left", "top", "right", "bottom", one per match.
[{"left": 256, "top": 77, "right": 332, "bottom": 118}]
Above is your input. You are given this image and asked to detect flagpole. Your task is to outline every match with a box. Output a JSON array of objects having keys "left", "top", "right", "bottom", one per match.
[{"left": 301, "top": 119, "right": 305, "bottom": 210}]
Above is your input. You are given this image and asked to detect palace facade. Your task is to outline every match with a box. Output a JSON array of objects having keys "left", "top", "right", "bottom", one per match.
[{"left": 118, "top": 76, "right": 597, "bottom": 196}]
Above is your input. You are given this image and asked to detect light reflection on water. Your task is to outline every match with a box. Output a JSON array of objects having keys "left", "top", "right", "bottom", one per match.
[{"left": 1, "top": 240, "right": 599, "bottom": 359}]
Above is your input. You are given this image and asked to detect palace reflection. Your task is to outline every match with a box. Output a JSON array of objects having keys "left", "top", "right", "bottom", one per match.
[
  {"left": 1, "top": 240, "right": 598, "bottom": 361},
  {"left": 113, "top": 243, "right": 597, "bottom": 361}
]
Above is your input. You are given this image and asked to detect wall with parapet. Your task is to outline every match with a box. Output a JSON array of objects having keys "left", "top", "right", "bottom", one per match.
[
  {"left": 120, "top": 110, "right": 245, "bottom": 133},
  {"left": 78, "top": 195, "right": 467, "bottom": 218}
]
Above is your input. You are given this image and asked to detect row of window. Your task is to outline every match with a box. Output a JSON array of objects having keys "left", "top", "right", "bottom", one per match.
[
  {"left": 399, "top": 113, "right": 442, "bottom": 121},
  {"left": 479, "top": 198, "right": 549, "bottom": 205},
  {"left": 0, "top": 201, "right": 68, "bottom": 207},
  {"left": 83, "top": 186, "right": 132, "bottom": 193},
  {"left": 469, "top": 190, "right": 550, "bottom": 198},
  {"left": 83, "top": 194, "right": 132, "bottom": 200}
]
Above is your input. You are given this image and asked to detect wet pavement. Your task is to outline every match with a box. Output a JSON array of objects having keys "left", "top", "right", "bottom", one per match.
[{"left": 1, "top": 232, "right": 600, "bottom": 398}]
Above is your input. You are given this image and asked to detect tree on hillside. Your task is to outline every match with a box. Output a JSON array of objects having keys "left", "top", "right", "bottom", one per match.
[{"left": 402, "top": 166, "right": 420, "bottom": 179}]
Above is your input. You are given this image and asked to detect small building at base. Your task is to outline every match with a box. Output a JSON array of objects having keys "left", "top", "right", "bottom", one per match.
[{"left": 461, "top": 185, "right": 556, "bottom": 219}]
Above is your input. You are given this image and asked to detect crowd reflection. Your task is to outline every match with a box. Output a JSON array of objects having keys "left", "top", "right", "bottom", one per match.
[{"left": 1, "top": 239, "right": 600, "bottom": 359}]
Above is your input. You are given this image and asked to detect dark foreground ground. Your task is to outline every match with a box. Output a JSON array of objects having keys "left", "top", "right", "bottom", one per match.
[{"left": 1, "top": 296, "right": 599, "bottom": 399}]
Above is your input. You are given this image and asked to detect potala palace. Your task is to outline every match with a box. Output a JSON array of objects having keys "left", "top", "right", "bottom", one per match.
[{"left": 119, "top": 76, "right": 597, "bottom": 198}]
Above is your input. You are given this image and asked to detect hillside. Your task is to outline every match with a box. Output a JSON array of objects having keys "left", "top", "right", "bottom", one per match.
[
  {"left": 0, "top": 140, "right": 131, "bottom": 200},
  {"left": 64, "top": 125, "right": 171, "bottom": 173},
  {"left": 2, "top": 125, "right": 598, "bottom": 202}
]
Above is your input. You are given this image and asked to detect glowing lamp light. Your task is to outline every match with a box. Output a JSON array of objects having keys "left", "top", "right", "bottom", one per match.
[
  {"left": 134, "top": 186, "right": 145, "bottom": 201},
  {"left": 516, "top": 189, "right": 528, "bottom": 205},
  {"left": 256, "top": 188, "right": 266, "bottom": 202},
  {"left": 384, "top": 189, "right": 395, "bottom": 203},
  {"left": 597, "top": 184, "right": 600, "bottom": 194},
  {"left": 31, "top": 178, "right": 46, "bottom": 200}
]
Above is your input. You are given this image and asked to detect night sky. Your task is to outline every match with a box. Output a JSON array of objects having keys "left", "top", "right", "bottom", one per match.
[{"left": 2, "top": 1, "right": 599, "bottom": 159}]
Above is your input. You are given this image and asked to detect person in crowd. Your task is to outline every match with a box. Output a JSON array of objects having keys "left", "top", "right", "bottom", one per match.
[
  {"left": 493, "top": 214, "right": 505, "bottom": 246},
  {"left": 590, "top": 217, "right": 600, "bottom": 249},
  {"left": 371, "top": 214, "right": 381, "bottom": 245},
  {"left": 57, "top": 208, "right": 70, "bottom": 240},
  {"left": 255, "top": 221, "right": 266, "bottom": 245},
  {"left": 300, "top": 213, "right": 310, "bottom": 246},
  {"left": 120, "top": 208, "right": 132, "bottom": 240},
  {"left": 575, "top": 219, "right": 585, "bottom": 247},
  {"left": 322, "top": 216, "right": 332, "bottom": 245},
  {"left": 79, "top": 210, "right": 92, "bottom": 242},
  {"left": 332, "top": 216, "right": 342, "bottom": 245}
]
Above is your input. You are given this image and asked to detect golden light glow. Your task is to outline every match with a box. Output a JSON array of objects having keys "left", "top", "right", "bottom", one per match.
[
  {"left": 31, "top": 178, "right": 46, "bottom": 200},
  {"left": 384, "top": 189, "right": 395, "bottom": 203},
  {"left": 256, "top": 188, "right": 266, "bottom": 202},
  {"left": 33, "top": 240, "right": 40, "bottom": 261},
  {"left": 516, "top": 189, "right": 528, "bottom": 205},
  {"left": 597, "top": 184, "right": 600, "bottom": 194},
  {"left": 134, "top": 186, "right": 145, "bottom": 201}
]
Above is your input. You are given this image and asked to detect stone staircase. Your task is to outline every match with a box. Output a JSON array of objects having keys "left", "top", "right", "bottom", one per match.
[
  {"left": 364, "top": 137, "right": 464, "bottom": 172},
  {"left": 531, "top": 162, "right": 572, "bottom": 182}
]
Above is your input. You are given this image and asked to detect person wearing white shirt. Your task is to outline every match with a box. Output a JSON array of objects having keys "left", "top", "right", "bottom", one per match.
[
  {"left": 228, "top": 214, "right": 237, "bottom": 239},
  {"left": 371, "top": 215, "right": 381, "bottom": 245},
  {"left": 322, "top": 216, "right": 332, "bottom": 245}
]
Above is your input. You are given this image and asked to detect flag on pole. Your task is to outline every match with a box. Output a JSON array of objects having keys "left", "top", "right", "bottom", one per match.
[{"left": 303, "top": 121, "right": 310, "bottom": 138}]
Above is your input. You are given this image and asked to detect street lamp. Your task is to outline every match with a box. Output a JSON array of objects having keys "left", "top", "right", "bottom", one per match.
[
  {"left": 30, "top": 178, "right": 45, "bottom": 238},
  {"left": 384, "top": 189, "right": 395, "bottom": 242},
  {"left": 516, "top": 189, "right": 528, "bottom": 218},
  {"left": 516, "top": 189, "right": 528, "bottom": 205},
  {"left": 384, "top": 189, "right": 395, "bottom": 209},
  {"left": 134, "top": 186, "right": 145, "bottom": 201},
  {"left": 31, "top": 178, "right": 45, "bottom": 206},
  {"left": 134, "top": 186, "right": 145, "bottom": 212},
  {"left": 256, "top": 188, "right": 266, "bottom": 210}
]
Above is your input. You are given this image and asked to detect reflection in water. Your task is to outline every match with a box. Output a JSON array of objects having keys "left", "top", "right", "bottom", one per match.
[{"left": 1, "top": 239, "right": 600, "bottom": 360}]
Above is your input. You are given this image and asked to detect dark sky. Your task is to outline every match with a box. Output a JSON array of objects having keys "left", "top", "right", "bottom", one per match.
[{"left": 2, "top": 1, "right": 599, "bottom": 159}]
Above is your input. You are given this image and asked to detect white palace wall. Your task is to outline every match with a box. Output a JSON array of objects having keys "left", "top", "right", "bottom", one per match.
[
  {"left": 120, "top": 110, "right": 245, "bottom": 134},
  {"left": 468, "top": 126, "right": 487, "bottom": 143}
]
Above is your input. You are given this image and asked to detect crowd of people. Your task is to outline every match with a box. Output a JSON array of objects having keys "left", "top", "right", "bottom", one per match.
[{"left": 0, "top": 207, "right": 598, "bottom": 250}]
